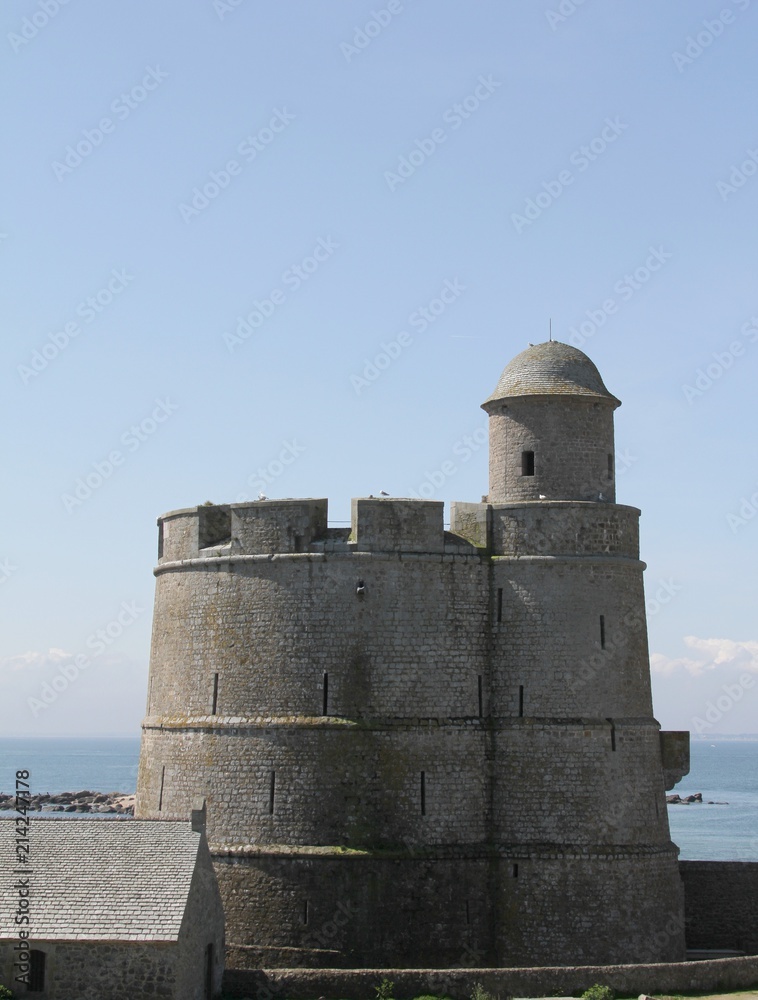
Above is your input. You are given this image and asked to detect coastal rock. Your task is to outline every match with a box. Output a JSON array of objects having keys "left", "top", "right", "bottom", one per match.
[{"left": 0, "top": 791, "right": 134, "bottom": 815}]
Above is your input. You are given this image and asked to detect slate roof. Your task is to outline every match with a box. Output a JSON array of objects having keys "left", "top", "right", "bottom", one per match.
[
  {"left": 483, "top": 340, "right": 621, "bottom": 407},
  {"left": 0, "top": 819, "right": 201, "bottom": 942}
]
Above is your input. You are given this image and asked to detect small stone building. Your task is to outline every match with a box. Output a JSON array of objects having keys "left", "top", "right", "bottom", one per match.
[{"left": 0, "top": 812, "right": 224, "bottom": 999}]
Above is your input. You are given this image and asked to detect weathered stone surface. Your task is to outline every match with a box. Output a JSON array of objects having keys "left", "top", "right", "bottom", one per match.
[
  {"left": 135, "top": 341, "right": 687, "bottom": 969},
  {"left": 681, "top": 861, "right": 758, "bottom": 955}
]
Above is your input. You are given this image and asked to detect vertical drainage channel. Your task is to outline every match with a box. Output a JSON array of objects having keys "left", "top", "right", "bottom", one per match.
[
  {"left": 478, "top": 675, "right": 483, "bottom": 718},
  {"left": 518, "top": 685, "right": 524, "bottom": 717},
  {"left": 600, "top": 615, "right": 606, "bottom": 650},
  {"left": 322, "top": 672, "right": 329, "bottom": 716},
  {"left": 496, "top": 588, "right": 503, "bottom": 623},
  {"left": 420, "top": 771, "right": 426, "bottom": 816}
]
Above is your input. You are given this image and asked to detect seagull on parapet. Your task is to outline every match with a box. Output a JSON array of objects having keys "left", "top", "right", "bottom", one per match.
[
  {"left": 539, "top": 494, "right": 547, "bottom": 500},
  {"left": 379, "top": 490, "right": 390, "bottom": 496},
  {"left": 599, "top": 493, "right": 605, "bottom": 501},
  {"left": 258, "top": 492, "right": 268, "bottom": 501}
]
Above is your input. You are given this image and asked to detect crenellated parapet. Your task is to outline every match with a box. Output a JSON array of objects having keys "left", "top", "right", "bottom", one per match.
[{"left": 158, "top": 498, "right": 329, "bottom": 563}]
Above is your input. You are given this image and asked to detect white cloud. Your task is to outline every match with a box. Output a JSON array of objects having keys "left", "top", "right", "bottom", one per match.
[
  {"left": 651, "top": 637, "right": 758, "bottom": 676},
  {"left": 0, "top": 648, "right": 73, "bottom": 673}
]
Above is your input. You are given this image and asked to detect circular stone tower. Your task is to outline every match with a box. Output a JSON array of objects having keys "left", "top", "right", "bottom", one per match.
[{"left": 136, "top": 339, "right": 688, "bottom": 969}]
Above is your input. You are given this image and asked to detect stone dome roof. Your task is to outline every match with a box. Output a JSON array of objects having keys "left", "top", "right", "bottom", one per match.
[{"left": 483, "top": 340, "right": 620, "bottom": 407}]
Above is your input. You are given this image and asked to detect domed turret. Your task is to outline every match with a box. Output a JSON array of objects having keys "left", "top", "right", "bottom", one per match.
[{"left": 482, "top": 340, "right": 620, "bottom": 503}]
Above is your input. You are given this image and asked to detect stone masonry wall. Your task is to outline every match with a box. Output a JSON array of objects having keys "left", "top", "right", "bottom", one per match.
[
  {"left": 138, "top": 724, "right": 487, "bottom": 848},
  {"left": 137, "top": 495, "right": 682, "bottom": 967},
  {"left": 0, "top": 940, "right": 178, "bottom": 1000},
  {"left": 681, "top": 860, "right": 758, "bottom": 954},
  {"left": 223, "top": 955, "right": 758, "bottom": 1000},
  {"left": 485, "top": 396, "right": 616, "bottom": 504}
]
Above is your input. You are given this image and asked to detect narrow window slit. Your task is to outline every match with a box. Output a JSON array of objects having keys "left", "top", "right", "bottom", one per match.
[
  {"left": 158, "top": 766, "right": 165, "bottom": 812},
  {"left": 522, "top": 451, "right": 535, "bottom": 476},
  {"left": 29, "top": 950, "right": 46, "bottom": 992},
  {"left": 600, "top": 615, "right": 606, "bottom": 649},
  {"left": 269, "top": 771, "right": 276, "bottom": 814},
  {"left": 303, "top": 900, "right": 310, "bottom": 925},
  {"left": 518, "top": 685, "right": 524, "bottom": 718},
  {"left": 496, "top": 588, "right": 503, "bottom": 623},
  {"left": 477, "top": 675, "right": 483, "bottom": 718},
  {"left": 512, "top": 863, "right": 519, "bottom": 878},
  {"left": 607, "top": 718, "right": 616, "bottom": 752},
  {"left": 420, "top": 771, "right": 426, "bottom": 816},
  {"left": 607, "top": 453, "right": 614, "bottom": 480},
  {"left": 322, "top": 672, "right": 329, "bottom": 716},
  {"left": 211, "top": 673, "right": 219, "bottom": 715},
  {"left": 465, "top": 900, "right": 471, "bottom": 925}
]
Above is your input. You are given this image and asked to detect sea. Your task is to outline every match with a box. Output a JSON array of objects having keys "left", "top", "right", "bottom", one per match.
[{"left": 0, "top": 736, "right": 756, "bottom": 860}]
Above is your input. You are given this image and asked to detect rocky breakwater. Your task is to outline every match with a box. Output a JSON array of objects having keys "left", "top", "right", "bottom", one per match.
[
  {"left": 666, "top": 792, "right": 729, "bottom": 805},
  {"left": 0, "top": 791, "right": 135, "bottom": 815}
]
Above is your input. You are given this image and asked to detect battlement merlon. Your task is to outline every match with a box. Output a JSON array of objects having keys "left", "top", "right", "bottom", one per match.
[
  {"left": 157, "top": 499, "right": 329, "bottom": 562},
  {"left": 451, "top": 500, "right": 642, "bottom": 559}
]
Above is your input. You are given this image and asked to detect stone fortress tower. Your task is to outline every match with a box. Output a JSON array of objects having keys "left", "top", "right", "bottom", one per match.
[{"left": 136, "top": 341, "right": 690, "bottom": 969}]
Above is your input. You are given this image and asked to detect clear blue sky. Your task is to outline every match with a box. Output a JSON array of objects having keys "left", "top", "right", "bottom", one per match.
[{"left": 1, "top": 0, "right": 756, "bottom": 737}]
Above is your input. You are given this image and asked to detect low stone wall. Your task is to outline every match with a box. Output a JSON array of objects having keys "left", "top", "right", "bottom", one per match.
[
  {"left": 223, "top": 955, "right": 758, "bottom": 1000},
  {"left": 681, "top": 861, "right": 758, "bottom": 954}
]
